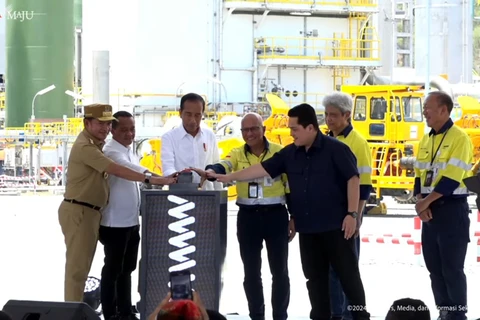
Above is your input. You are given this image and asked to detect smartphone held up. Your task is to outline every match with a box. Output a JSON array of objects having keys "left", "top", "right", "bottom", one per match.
[{"left": 170, "top": 270, "right": 193, "bottom": 300}]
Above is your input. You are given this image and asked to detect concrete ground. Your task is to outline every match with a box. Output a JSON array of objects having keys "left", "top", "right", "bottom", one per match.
[{"left": 1, "top": 195, "right": 480, "bottom": 319}]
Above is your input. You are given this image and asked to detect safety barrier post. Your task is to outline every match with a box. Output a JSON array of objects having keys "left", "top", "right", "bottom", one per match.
[
  {"left": 477, "top": 211, "right": 480, "bottom": 263},
  {"left": 413, "top": 216, "right": 423, "bottom": 266},
  {"left": 477, "top": 238, "right": 480, "bottom": 263}
]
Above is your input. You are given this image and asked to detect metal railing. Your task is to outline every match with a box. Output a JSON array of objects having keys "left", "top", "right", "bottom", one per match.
[
  {"left": 22, "top": 119, "right": 84, "bottom": 136},
  {"left": 225, "top": 0, "right": 377, "bottom": 7},
  {"left": 255, "top": 35, "right": 380, "bottom": 63},
  {"left": 77, "top": 89, "right": 209, "bottom": 109},
  {"left": 369, "top": 142, "right": 414, "bottom": 194},
  {"left": 265, "top": 92, "right": 329, "bottom": 110},
  {"left": 0, "top": 91, "right": 4, "bottom": 110}
]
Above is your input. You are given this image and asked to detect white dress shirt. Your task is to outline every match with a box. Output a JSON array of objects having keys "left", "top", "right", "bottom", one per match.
[
  {"left": 161, "top": 124, "right": 223, "bottom": 190},
  {"left": 101, "top": 139, "right": 146, "bottom": 227}
]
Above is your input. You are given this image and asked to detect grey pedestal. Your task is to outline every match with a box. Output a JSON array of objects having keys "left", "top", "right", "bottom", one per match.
[{"left": 138, "top": 189, "right": 228, "bottom": 319}]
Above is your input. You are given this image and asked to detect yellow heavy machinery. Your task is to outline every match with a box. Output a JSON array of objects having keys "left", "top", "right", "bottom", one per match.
[
  {"left": 340, "top": 85, "right": 426, "bottom": 209},
  {"left": 454, "top": 96, "right": 480, "bottom": 161}
]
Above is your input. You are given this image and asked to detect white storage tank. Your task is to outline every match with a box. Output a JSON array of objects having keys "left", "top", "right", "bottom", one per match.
[{"left": 414, "top": 0, "right": 473, "bottom": 83}]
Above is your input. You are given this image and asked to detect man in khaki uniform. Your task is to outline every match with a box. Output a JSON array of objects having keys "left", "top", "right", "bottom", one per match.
[{"left": 59, "top": 104, "right": 177, "bottom": 302}]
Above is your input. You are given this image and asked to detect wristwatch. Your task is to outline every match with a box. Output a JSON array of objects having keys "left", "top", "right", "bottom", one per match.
[
  {"left": 144, "top": 172, "right": 152, "bottom": 184},
  {"left": 347, "top": 211, "right": 358, "bottom": 219}
]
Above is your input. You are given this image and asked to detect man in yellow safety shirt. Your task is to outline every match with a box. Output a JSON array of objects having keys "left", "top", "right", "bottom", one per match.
[
  {"left": 323, "top": 91, "right": 372, "bottom": 320},
  {"left": 192, "top": 113, "right": 295, "bottom": 320},
  {"left": 414, "top": 91, "right": 472, "bottom": 320}
]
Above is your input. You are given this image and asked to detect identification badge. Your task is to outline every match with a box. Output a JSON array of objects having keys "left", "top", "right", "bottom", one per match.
[
  {"left": 248, "top": 182, "right": 259, "bottom": 198},
  {"left": 424, "top": 170, "right": 433, "bottom": 187},
  {"left": 264, "top": 177, "right": 273, "bottom": 187}
]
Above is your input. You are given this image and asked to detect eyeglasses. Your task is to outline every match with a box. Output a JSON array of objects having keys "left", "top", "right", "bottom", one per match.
[{"left": 240, "top": 126, "right": 261, "bottom": 133}]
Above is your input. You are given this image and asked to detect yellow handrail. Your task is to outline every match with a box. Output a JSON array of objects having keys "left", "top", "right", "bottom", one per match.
[
  {"left": 225, "top": 0, "right": 377, "bottom": 7},
  {"left": 22, "top": 118, "right": 84, "bottom": 136},
  {"left": 0, "top": 91, "right": 4, "bottom": 110},
  {"left": 255, "top": 35, "right": 380, "bottom": 62},
  {"left": 263, "top": 92, "right": 330, "bottom": 110}
]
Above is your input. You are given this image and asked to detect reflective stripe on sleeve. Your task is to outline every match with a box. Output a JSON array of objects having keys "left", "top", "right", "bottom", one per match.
[
  {"left": 358, "top": 166, "right": 372, "bottom": 174},
  {"left": 221, "top": 160, "right": 233, "bottom": 171},
  {"left": 420, "top": 186, "right": 469, "bottom": 195}
]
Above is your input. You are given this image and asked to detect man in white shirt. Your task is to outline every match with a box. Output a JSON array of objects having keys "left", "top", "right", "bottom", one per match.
[
  {"left": 100, "top": 111, "right": 149, "bottom": 320},
  {"left": 161, "top": 93, "right": 222, "bottom": 190}
]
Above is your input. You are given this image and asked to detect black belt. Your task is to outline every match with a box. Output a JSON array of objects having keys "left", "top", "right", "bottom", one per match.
[
  {"left": 238, "top": 204, "right": 285, "bottom": 212},
  {"left": 429, "top": 197, "right": 467, "bottom": 210},
  {"left": 64, "top": 199, "right": 102, "bottom": 211}
]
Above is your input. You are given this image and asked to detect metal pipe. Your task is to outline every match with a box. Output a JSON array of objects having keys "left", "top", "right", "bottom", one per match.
[
  {"left": 75, "top": 28, "right": 82, "bottom": 89},
  {"left": 413, "top": 3, "right": 459, "bottom": 8},
  {"left": 399, "top": 156, "right": 416, "bottom": 170},
  {"left": 218, "top": 0, "right": 224, "bottom": 72},
  {"left": 252, "top": 27, "right": 258, "bottom": 102},
  {"left": 361, "top": 69, "right": 454, "bottom": 98},
  {"left": 92, "top": 50, "right": 110, "bottom": 104},
  {"left": 56, "top": 143, "right": 60, "bottom": 185},
  {"left": 212, "top": 0, "right": 219, "bottom": 106},
  {"left": 462, "top": 0, "right": 467, "bottom": 83},
  {"left": 62, "top": 140, "right": 67, "bottom": 187},
  {"left": 442, "top": 16, "right": 448, "bottom": 78},
  {"left": 424, "top": 0, "right": 431, "bottom": 95},
  {"left": 304, "top": 17, "right": 308, "bottom": 94},
  {"left": 29, "top": 143, "right": 33, "bottom": 178},
  {"left": 391, "top": 0, "right": 396, "bottom": 84},
  {"left": 36, "top": 144, "right": 41, "bottom": 185},
  {"left": 221, "top": 67, "right": 256, "bottom": 72}
]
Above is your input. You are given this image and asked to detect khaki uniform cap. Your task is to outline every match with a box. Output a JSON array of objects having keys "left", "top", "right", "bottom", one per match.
[{"left": 84, "top": 104, "right": 117, "bottom": 121}]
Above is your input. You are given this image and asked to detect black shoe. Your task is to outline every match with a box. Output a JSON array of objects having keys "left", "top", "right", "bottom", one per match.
[
  {"left": 437, "top": 310, "right": 448, "bottom": 320},
  {"left": 131, "top": 305, "right": 139, "bottom": 314}
]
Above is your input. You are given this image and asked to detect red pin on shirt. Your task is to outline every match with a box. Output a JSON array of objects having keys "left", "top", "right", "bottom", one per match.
[{"left": 203, "top": 143, "right": 207, "bottom": 152}]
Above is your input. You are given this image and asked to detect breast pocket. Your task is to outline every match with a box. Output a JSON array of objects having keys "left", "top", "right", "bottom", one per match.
[
  {"left": 286, "top": 167, "right": 303, "bottom": 176},
  {"left": 285, "top": 167, "right": 303, "bottom": 189},
  {"left": 237, "top": 160, "right": 250, "bottom": 170},
  {"left": 416, "top": 148, "right": 430, "bottom": 170},
  {"left": 310, "top": 163, "right": 331, "bottom": 178}
]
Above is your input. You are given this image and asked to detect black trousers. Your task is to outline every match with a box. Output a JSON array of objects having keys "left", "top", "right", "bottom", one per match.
[
  {"left": 99, "top": 225, "right": 140, "bottom": 319},
  {"left": 237, "top": 205, "right": 290, "bottom": 320},
  {"left": 299, "top": 230, "right": 369, "bottom": 320},
  {"left": 421, "top": 198, "right": 469, "bottom": 320}
]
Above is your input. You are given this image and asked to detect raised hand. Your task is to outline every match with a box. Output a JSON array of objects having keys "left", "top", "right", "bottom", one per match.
[{"left": 189, "top": 167, "right": 215, "bottom": 186}]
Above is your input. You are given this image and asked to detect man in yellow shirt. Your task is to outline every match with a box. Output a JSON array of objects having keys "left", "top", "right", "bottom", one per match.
[
  {"left": 323, "top": 92, "right": 372, "bottom": 320},
  {"left": 414, "top": 91, "right": 472, "bottom": 320}
]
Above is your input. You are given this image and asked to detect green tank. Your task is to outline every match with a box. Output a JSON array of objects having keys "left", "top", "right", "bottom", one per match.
[
  {"left": 74, "top": 0, "right": 82, "bottom": 28},
  {"left": 5, "top": 0, "right": 75, "bottom": 128}
]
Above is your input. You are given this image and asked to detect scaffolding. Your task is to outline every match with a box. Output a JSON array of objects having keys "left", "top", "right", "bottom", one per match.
[
  {"left": 393, "top": 0, "right": 414, "bottom": 68},
  {"left": 224, "top": 0, "right": 378, "bottom": 14},
  {"left": 255, "top": 34, "right": 380, "bottom": 67},
  {"left": 251, "top": 5, "right": 380, "bottom": 95}
]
